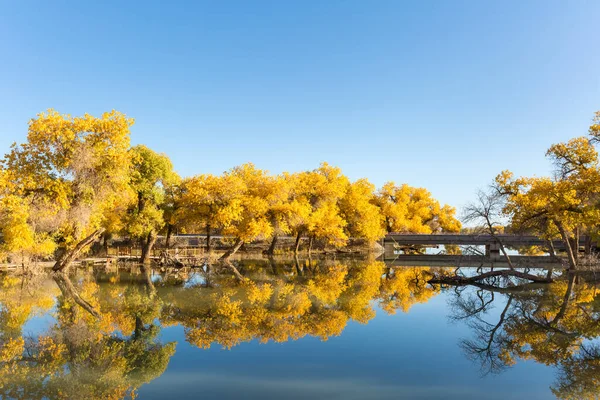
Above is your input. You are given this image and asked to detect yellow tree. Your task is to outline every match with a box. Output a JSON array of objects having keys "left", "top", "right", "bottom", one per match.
[
  {"left": 374, "top": 182, "right": 461, "bottom": 234},
  {"left": 339, "top": 178, "right": 385, "bottom": 243},
  {"left": 292, "top": 163, "right": 349, "bottom": 253},
  {"left": 219, "top": 163, "right": 277, "bottom": 260},
  {"left": 497, "top": 136, "right": 600, "bottom": 270},
  {"left": 1, "top": 110, "right": 134, "bottom": 272},
  {"left": 162, "top": 175, "right": 184, "bottom": 249},
  {"left": 264, "top": 173, "right": 311, "bottom": 255},
  {"left": 0, "top": 168, "right": 55, "bottom": 266},
  {"left": 176, "top": 173, "right": 245, "bottom": 252},
  {"left": 126, "top": 145, "right": 179, "bottom": 264}
]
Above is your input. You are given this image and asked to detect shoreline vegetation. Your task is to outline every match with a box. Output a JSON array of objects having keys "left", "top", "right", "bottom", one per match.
[{"left": 0, "top": 110, "right": 599, "bottom": 281}]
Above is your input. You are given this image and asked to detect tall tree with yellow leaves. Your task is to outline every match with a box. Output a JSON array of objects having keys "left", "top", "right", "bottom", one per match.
[
  {"left": 496, "top": 118, "right": 600, "bottom": 270},
  {"left": 1, "top": 110, "right": 133, "bottom": 272},
  {"left": 125, "top": 145, "right": 179, "bottom": 264},
  {"left": 176, "top": 173, "right": 245, "bottom": 252},
  {"left": 374, "top": 182, "right": 461, "bottom": 234},
  {"left": 264, "top": 173, "right": 311, "bottom": 255},
  {"left": 339, "top": 178, "right": 385, "bottom": 243},
  {"left": 0, "top": 167, "right": 55, "bottom": 266},
  {"left": 219, "top": 163, "right": 277, "bottom": 260},
  {"left": 292, "top": 163, "right": 349, "bottom": 253}
]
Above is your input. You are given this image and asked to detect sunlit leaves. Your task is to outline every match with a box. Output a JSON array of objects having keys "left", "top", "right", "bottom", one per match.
[
  {"left": 124, "top": 145, "right": 179, "bottom": 242},
  {"left": 496, "top": 113, "right": 600, "bottom": 268},
  {"left": 1, "top": 110, "right": 134, "bottom": 267},
  {"left": 339, "top": 179, "right": 385, "bottom": 242},
  {"left": 374, "top": 182, "right": 461, "bottom": 234}
]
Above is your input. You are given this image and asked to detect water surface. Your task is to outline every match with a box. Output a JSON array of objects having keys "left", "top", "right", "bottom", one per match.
[{"left": 1, "top": 259, "right": 598, "bottom": 399}]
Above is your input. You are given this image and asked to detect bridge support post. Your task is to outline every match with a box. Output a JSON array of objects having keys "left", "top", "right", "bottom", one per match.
[{"left": 486, "top": 243, "right": 502, "bottom": 261}]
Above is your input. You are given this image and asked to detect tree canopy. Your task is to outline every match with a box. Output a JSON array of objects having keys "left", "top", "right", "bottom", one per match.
[{"left": 0, "top": 109, "right": 462, "bottom": 266}]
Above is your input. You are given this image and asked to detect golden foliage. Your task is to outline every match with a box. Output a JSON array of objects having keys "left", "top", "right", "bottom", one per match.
[{"left": 374, "top": 182, "right": 461, "bottom": 234}]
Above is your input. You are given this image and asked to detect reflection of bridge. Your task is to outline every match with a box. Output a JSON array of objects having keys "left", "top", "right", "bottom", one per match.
[
  {"left": 380, "top": 255, "right": 564, "bottom": 268},
  {"left": 383, "top": 233, "right": 574, "bottom": 262}
]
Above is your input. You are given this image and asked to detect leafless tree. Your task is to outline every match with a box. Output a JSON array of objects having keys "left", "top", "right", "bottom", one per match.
[{"left": 463, "top": 188, "right": 515, "bottom": 269}]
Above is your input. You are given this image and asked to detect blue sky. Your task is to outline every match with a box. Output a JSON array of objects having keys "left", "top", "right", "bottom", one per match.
[{"left": 0, "top": 0, "right": 598, "bottom": 209}]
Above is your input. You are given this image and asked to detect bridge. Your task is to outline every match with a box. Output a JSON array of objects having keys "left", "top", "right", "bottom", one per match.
[{"left": 382, "top": 233, "right": 572, "bottom": 261}]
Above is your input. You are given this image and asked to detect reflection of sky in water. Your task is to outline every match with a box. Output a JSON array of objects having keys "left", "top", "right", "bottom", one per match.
[
  {"left": 182, "top": 272, "right": 207, "bottom": 288},
  {"left": 22, "top": 302, "right": 58, "bottom": 337},
  {"left": 138, "top": 293, "right": 553, "bottom": 400}
]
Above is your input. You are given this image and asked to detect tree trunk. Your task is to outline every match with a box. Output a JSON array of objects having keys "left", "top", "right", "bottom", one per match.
[
  {"left": 220, "top": 238, "right": 244, "bottom": 261},
  {"left": 165, "top": 224, "right": 173, "bottom": 249},
  {"left": 584, "top": 235, "right": 592, "bottom": 256},
  {"left": 206, "top": 222, "right": 211, "bottom": 252},
  {"left": 548, "top": 240, "right": 556, "bottom": 257},
  {"left": 576, "top": 227, "right": 580, "bottom": 260},
  {"left": 294, "top": 232, "right": 302, "bottom": 254},
  {"left": 140, "top": 232, "right": 157, "bottom": 265},
  {"left": 103, "top": 233, "right": 110, "bottom": 257},
  {"left": 267, "top": 234, "right": 278, "bottom": 256},
  {"left": 268, "top": 256, "right": 278, "bottom": 275},
  {"left": 308, "top": 236, "right": 314, "bottom": 256},
  {"left": 555, "top": 220, "right": 577, "bottom": 270},
  {"left": 52, "top": 228, "right": 106, "bottom": 273},
  {"left": 385, "top": 217, "right": 392, "bottom": 233},
  {"left": 570, "top": 226, "right": 580, "bottom": 263}
]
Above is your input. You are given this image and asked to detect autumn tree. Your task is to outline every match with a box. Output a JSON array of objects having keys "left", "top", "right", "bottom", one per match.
[
  {"left": 496, "top": 137, "right": 600, "bottom": 270},
  {"left": 0, "top": 167, "right": 56, "bottom": 266},
  {"left": 176, "top": 173, "right": 245, "bottom": 253},
  {"left": 264, "top": 173, "right": 311, "bottom": 255},
  {"left": 292, "top": 163, "right": 349, "bottom": 253},
  {"left": 125, "top": 145, "right": 179, "bottom": 264},
  {"left": 161, "top": 175, "right": 184, "bottom": 249},
  {"left": 1, "top": 110, "right": 134, "bottom": 272},
  {"left": 219, "top": 163, "right": 277, "bottom": 260},
  {"left": 374, "top": 182, "right": 461, "bottom": 234},
  {"left": 339, "top": 178, "right": 385, "bottom": 244}
]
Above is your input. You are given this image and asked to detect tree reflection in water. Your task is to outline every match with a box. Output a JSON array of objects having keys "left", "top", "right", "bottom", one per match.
[
  {"left": 445, "top": 271, "right": 600, "bottom": 399},
  {"left": 0, "top": 260, "right": 598, "bottom": 399},
  {"left": 0, "top": 268, "right": 175, "bottom": 400}
]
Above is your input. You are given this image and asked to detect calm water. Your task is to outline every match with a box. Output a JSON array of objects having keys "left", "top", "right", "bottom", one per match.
[{"left": 1, "top": 259, "right": 598, "bottom": 400}]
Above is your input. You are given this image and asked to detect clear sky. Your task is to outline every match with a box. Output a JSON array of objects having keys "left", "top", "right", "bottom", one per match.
[{"left": 0, "top": 0, "right": 599, "bottom": 210}]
